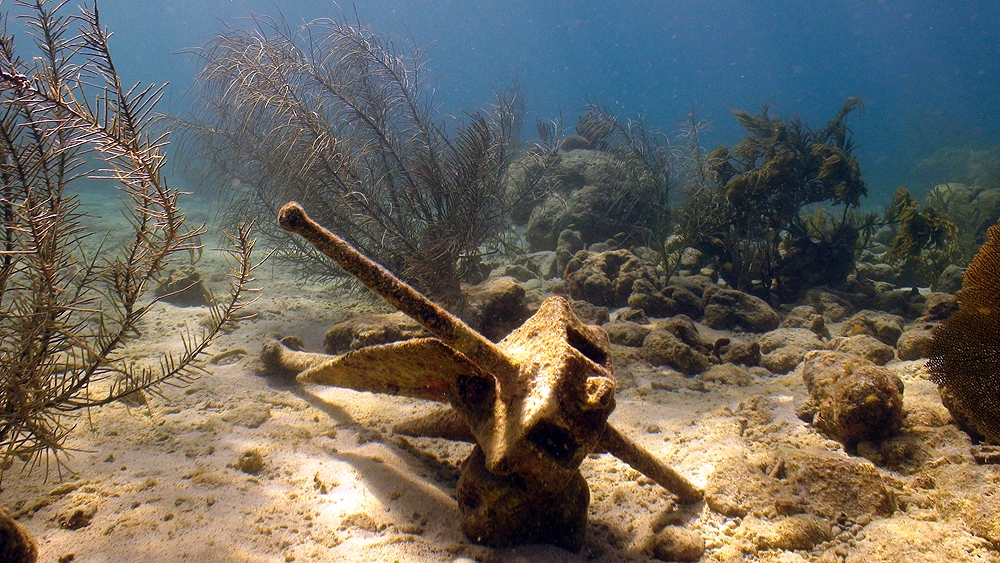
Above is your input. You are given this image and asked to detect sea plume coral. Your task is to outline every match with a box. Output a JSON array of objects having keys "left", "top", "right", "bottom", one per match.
[
  {"left": 926, "top": 216, "right": 1000, "bottom": 443},
  {"left": 677, "top": 98, "right": 867, "bottom": 298},
  {"left": 882, "top": 186, "right": 959, "bottom": 286},
  {"left": 0, "top": 0, "right": 258, "bottom": 479},
  {"left": 177, "top": 13, "right": 528, "bottom": 306}
]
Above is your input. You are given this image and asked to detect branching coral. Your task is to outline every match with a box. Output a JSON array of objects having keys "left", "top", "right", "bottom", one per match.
[
  {"left": 0, "top": 0, "right": 258, "bottom": 479},
  {"left": 177, "top": 14, "right": 530, "bottom": 306},
  {"left": 573, "top": 108, "right": 616, "bottom": 151},
  {"left": 882, "top": 186, "right": 958, "bottom": 286},
  {"left": 923, "top": 182, "right": 999, "bottom": 267},
  {"left": 926, "top": 216, "right": 1000, "bottom": 443},
  {"left": 677, "top": 98, "right": 867, "bottom": 298},
  {"left": 884, "top": 187, "right": 956, "bottom": 259}
]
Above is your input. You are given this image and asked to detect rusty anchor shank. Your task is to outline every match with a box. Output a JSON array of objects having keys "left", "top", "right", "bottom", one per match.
[{"left": 278, "top": 202, "right": 517, "bottom": 383}]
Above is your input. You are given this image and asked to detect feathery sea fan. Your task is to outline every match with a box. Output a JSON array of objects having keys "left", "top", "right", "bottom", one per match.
[
  {"left": 0, "top": 0, "right": 258, "bottom": 480},
  {"left": 176, "top": 14, "right": 534, "bottom": 306}
]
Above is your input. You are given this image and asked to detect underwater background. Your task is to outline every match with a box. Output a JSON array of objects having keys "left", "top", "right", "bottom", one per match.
[
  {"left": 88, "top": 0, "right": 1000, "bottom": 207},
  {"left": 6, "top": 2, "right": 1000, "bottom": 562}
]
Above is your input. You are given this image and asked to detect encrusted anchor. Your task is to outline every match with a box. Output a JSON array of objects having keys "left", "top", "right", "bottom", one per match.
[{"left": 262, "top": 202, "right": 702, "bottom": 551}]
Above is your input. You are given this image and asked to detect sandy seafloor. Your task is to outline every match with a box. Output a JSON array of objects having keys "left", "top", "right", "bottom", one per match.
[{"left": 3, "top": 199, "right": 1000, "bottom": 563}]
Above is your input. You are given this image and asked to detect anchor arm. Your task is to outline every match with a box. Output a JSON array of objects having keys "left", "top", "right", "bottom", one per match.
[
  {"left": 278, "top": 202, "right": 516, "bottom": 382},
  {"left": 600, "top": 423, "right": 703, "bottom": 504},
  {"left": 262, "top": 337, "right": 489, "bottom": 402}
]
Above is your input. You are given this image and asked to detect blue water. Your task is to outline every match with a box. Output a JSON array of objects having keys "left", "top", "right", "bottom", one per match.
[{"left": 92, "top": 0, "right": 1000, "bottom": 206}]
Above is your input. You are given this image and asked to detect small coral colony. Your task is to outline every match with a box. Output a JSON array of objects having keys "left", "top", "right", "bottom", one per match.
[{"left": 2, "top": 0, "right": 999, "bottom": 557}]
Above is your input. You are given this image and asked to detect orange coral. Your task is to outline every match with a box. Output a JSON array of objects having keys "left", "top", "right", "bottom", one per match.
[{"left": 926, "top": 217, "right": 1000, "bottom": 443}]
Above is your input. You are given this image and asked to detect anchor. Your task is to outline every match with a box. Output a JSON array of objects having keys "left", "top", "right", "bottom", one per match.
[{"left": 262, "top": 202, "right": 702, "bottom": 551}]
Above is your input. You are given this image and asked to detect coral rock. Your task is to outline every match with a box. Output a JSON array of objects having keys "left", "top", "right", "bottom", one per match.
[
  {"left": 847, "top": 518, "right": 995, "bottom": 563},
  {"left": 719, "top": 339, "right": 762, "bottom": 367},
  {"left": 695, "top": 363, "right": 757, "bottom": 387},
  {"left": 565, "top": 249, "right": 656, "bottom": 308},
  {"left": 520, "top": 251, "right": 559, "bottom": 280},
  {"left": 568, "top": 299, "right": 610, "bottom": 325},
  {"left": 706, "top": 448, "right": 894, "bottom": 521},
  {"left": 610, "top": 307, "right": 649, "bottom": 324},
  {"left": 237, "top": 449, "right": 265, "bottom": 475},
  {"left": 324, "top": 312, "right": 427, "bottom": 354},
  {"left": 759, "top": 328, "right": 827, "bottom": 355},
  {"left": 525, "top": 149, "right": 651, "bottom": 252},
  {"left": 896, "top": 324, "right": 936, "bottom": 361},
  {"left": 806, "top": 288, "right": 854, "bottom": 322},
  {"left": 856, "top": 261, "right": 897, "bottom": 283},
  {"left": 56, "top": 502, "right": 97, "bottom": 530},
  {"left": 879, "top": 288, "right": 927, "bottom": 319},
  {"left": 933, "top": 264, "right": 966, "bottom": 294},
  {"left": 780, "top": 305, "right": 829, "bottom": 337},
  {"left": 759, "top": 347, "right": 807, "bottom": 374},
  {"left": 799, "top": 350, "right": 904, "bottom": 447},
  {"left": 702, "top": 287, "right": 781, "bottom": 332},
  {"left": 628, "top": 278, "right": 677, "bottom": 318},
  {"left": 781, "top": 447, "right": 895, "bottom": 518},
  {"left": 642, "top": 329, "right": 712, "bottom": 375},
  {"left": 840, "top": 309, "right": 905, "bottom": 347},
  {"left": 679, "top": 247, "right": 704, "bottom": 269},
  {"left": 603, "top": 321, "right": 651, "bottom": 348},
  {"left": 922, "top": 291, "right": 958, "bottom": 320},
  {"left": 555, "top": 229, "right": 584, "bottom": 275},
  {"left": 491, "top": 264, "right": 535, "bottom": 283},
  {"left": 758, "top": 328, "right": 827, "bottom": 374},
  {"left": 154, "top": 265, "right": 214, "bottom": 307},
  {"left": 961, "top": 493, "right": 1000, "bottom": 549},
  {"left": 559, "top": 135, "right": 591, "bottom": 152},
  {"left": 735, "top": 515, "right": 832, "bottom": 551},
  {"left": 669, "top": 274, "right": 714, "bottom": 299},
  {"left": 831, "top": 334, "right": 896, "bottom": 365},
  {"left": 800, "top": 351, "right": 865, "bottom": 405},
  {"left": 653, "top": 315, "right": 713, "bottom": 350},
  {"left": 460, "top": 276, "right": 529, "bottom": 341},
  {"left": 524, "top": 198, "right": 565, "bottom": 252},
  {"left": 662, "top": 284, "right": 705, "bottom": 319},
  {"left": 704, "top": 454, "right": 790, "bottom": 517},
  {"left": 814, "top": 364, "right": 904, "bottom": 446}
]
